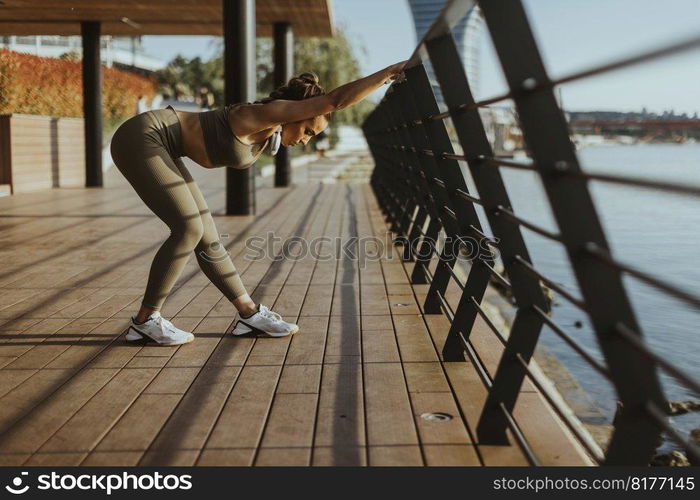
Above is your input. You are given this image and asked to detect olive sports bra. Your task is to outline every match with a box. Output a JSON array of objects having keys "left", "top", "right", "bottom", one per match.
[{"left": 196, "top": 102, "right": 270, "bottom": 169}]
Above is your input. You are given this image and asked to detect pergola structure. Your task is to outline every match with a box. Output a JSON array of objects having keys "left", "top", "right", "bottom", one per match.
[{"left": 0, "top": 0, "right": 334, "bottom": 215}]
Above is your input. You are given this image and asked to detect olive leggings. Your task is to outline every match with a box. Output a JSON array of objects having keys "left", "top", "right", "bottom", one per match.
[{"left": 110, "top": 107, "right": 247, "bottom": 311}]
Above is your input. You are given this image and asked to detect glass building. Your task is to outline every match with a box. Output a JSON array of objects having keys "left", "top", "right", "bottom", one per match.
[{"left": 407, "top": 0, "right": 484, "bottom": 106}]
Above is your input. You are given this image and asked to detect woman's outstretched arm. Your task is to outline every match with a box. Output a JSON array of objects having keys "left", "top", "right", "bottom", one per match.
[
  {"left": 330, "top": 60, "right": 407, "bottom": 110},
  {"left": 241, "top": 61, "right": 407, "bottom": 132}
]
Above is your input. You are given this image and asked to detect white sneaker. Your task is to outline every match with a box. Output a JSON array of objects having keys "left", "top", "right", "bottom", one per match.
[
  {"left": 231, "top": 304, "right": 299, "bottom": 337},
  {"left": 125, "top": 311, "right": 194, "bottom": 346}
]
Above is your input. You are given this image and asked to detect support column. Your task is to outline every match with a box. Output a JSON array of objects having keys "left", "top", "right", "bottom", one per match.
[
  {"left": 223, "top": 0, "right": 256, "bottom": 215},
  {"left": 81, "top": 21, "right": 103, "bottom": 187},
  {"left": 273, "top": 22, "right": 293, "bottom": 187}
]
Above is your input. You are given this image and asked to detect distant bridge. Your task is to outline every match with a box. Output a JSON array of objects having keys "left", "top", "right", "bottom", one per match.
[{"left": 569, "top": 119, "right": 700, "bottom": 130}]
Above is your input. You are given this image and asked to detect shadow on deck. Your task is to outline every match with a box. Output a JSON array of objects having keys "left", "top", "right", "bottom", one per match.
[{"left": 0, "top": 153, "right": 593, "bottom": 466}]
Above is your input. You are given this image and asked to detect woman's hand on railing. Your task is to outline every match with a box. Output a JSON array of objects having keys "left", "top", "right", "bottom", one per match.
[
  {"left": 383, "top": 60, "right": 408, "bottom": 84},
  {"left": 328, "top": 60, "right": 409, "bottom": 110}
]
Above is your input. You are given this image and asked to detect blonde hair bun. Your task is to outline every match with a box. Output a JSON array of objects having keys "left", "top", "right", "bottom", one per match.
[{"left": 254, "top": 70, "right": 329, "bottom": 106}]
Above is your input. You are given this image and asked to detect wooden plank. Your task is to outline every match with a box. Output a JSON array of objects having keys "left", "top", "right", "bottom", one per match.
[
  {"left": 364, "top": 362, "right": 422, "bottom": 465},
  {"left": 139, "top": 364, "right": 244, "bottom": 466},
  {"left": 312, "top": 361, "right": 366, "bottom": 466},
  {"left": 324, "top": 314, "right": 361, "bottom": 364},
  {"left": 25, "top": 367, "right": 159, "bottom": 464},
  {"left": 0, "top": 368, "right": 119, "bottom": 457},
  {"left": 403, "top": 361, "right": 452, "bottom": 393},
  {"left": 0, "top": 373, "right": 78, "bottom": 436},
  {"left": 293, "top": 185, "right": 368, "bottom": 466},
  {"left": 390, "top": 307, "right": 439, "bottom": 363},
  {"left": 194, "top": 364, "right": 280, "bottom": 466},
  {"left": 84, "top": 393, "right": 183, "bottom": 466},
  {"left": 0, "top": 1, "right": 334, "bottom": 37},
  {"left": 0, "top": 369, "right": 36, "bottom": 398},
  {"left": 362, "top": 329, "right": 400, "bottom": 363},
  {"left": 410, "top": 392, "right": 472, "bottom": 446},
  {"left": 284, "top": 316, "right": 328, "bottom": 365},
  {"left": 255, "top": 393, "right": 317, "bottom": 464}
]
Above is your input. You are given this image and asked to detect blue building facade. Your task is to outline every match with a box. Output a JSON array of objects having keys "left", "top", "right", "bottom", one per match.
[{"left": 407, "top": 0, "right": 484, "bottom": 106}]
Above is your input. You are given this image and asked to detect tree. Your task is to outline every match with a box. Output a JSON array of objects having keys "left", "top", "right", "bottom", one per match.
[
  {"left": 290, "top": 27, "right": 374, "bottom": 127},
  {"left": 154, "top": 55, "right": 189, "bottom": 98},
  {"left": 203, "top": 24, "right": 373, "bottom": 126}
]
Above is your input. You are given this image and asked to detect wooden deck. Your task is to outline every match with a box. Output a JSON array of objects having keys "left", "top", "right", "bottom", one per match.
[{"left": 0, "top": 154, "right": 594, "bottom": 466}]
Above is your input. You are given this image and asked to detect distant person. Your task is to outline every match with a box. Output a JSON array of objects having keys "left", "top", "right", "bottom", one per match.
[
  {"left": 110, "top": 61, "right": 407, "bottom": 345},
  {"left": 135, "top": 95, "right": 148, "bottom": 115},
  {"left": 198, "top": 86, "right": 214, "bottom": 110},
  {"left": 314, "top": 128, "right": 330, "bottom": 158}
]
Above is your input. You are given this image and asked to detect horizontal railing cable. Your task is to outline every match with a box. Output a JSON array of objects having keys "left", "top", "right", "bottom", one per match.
[
  {"left": 584, "top": 243, "right": 700, "bottom": 310},
  {"left": 494, "top": 206, "right": 562, "bottom": 242},
  {"left": 614, "top": 322, "right": 700, "bottom": 396},
  {"left": 514, "top": 256, "right": 587, "bottom": 311},
  {"left": 532, "top": 305, "right": 611, "bottom": 378}
]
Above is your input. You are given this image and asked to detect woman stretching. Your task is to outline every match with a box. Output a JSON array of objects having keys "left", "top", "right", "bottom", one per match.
[{"left": 110, "top": 61, "right": 407, "bottom": 345}]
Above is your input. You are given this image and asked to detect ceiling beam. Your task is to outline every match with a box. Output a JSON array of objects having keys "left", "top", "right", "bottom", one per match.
[
  {"left": 0, "top": 0, "right": 333, "bottom": 37},
  {"left": 0, "top": 21, "right": 329, "bottom": 37}
]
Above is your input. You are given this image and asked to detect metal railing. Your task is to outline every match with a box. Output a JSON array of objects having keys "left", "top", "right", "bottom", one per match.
[{"left": 362, "top": 0, "right": 700, "bottom": 466}]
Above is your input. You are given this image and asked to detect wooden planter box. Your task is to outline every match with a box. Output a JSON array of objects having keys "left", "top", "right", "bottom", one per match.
[{"left": 0, "top": 113, "right": 85, "bottom": 194}]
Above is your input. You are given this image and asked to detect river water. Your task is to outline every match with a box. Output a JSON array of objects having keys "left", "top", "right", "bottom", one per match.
[{"left": 464, "top": 143, "right": 700, "bottom": 450}]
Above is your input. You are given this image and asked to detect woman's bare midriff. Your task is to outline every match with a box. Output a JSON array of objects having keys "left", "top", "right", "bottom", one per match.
[
  {"left": 170, "top": 109, "right": 217, "bottom": 169},
  {"left": 170, "top": 106, "right": 272, "bottom": 169}
]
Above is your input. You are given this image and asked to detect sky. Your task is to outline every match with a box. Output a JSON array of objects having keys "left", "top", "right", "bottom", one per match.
[{"left": 141, "top": 0, "right": 700, "bottom": 114}]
